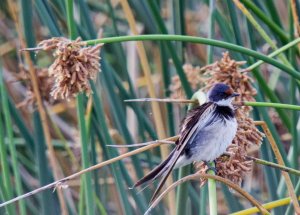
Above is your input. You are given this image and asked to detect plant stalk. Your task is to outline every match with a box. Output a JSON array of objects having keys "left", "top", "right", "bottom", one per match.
[
  {"left": 208, "top": 161, "right": 218, "bottom": 215},
  {"left": 8, "top": 0, "right": 68, "bottom": 213},
  {"left": 0, "top": 64, "right": 25, "bottom": 215},
  {"left": 85, "top": 34, "right": 300, "bottom": 80},
  {"left": 230, "top": 196, "right": 300, "bottom": 215},
  {"left": 65, "top": 0, "right": 94, "bottom": 214}
]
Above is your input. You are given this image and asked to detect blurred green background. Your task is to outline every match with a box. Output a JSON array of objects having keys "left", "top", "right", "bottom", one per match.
[{"left": 0, "top": 0, "right": 299, "bottom": 214}]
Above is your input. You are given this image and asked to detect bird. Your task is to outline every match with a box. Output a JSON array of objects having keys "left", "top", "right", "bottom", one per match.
[{"left": 132, "top": 83, "right": 240, "bottom": 203}]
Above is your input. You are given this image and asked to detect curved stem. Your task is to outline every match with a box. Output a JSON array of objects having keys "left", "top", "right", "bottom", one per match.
[
  {"left": 11, "top": 0, "right": 68, "bottom": 213},
  {"left": 125, "top": 98, "right": 300, "bottom": 111},
  {"left": 144, "top": 173, "right": 270, "bottom": 215},
  {"left": 233, "top": 0, "right": 291, "bottom": 67},
  {"left": 258, "top": 121, "right": 300, "bottom": 213},
  {"left": 239, "top": 0, "right": 288, "bottom": 43},
  {"left": 246, "top": 37, "right": 300, "bottom": 71},
  {"left": 230, "top": 196, "right": 300, "bottom": 215},
  {"left": 119, "top": 1, "right": 175, "bottom": 213},
  {"left": 84, "top": 34, "right": 300, "bottom": 80},
  {"left": 1, "top": 133, "right": 299, "bottom": 210},
  {"left": 0, "top": 136, "right": 178, "bottom": 208}
]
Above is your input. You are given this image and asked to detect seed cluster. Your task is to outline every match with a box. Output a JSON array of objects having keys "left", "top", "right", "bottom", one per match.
[
  {"left": 203, "top": 52, "right": 257, "bottom": 113},
  {"left": 170, "top": 64, "right": 205, "bottom": 99},
  {"left": 170, "top": 52, "right": 264, "bottom": 185},
  {"left": 16, "top": 65, "right": 54, "bottom": 108},
  {"left": 37, "top": 37, "right": 103, "bottom": 99}
]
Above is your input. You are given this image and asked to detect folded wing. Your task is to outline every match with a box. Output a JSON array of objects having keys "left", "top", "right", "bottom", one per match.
[{"left": 133, "top": 102, "right": 215, "bottom": 204}]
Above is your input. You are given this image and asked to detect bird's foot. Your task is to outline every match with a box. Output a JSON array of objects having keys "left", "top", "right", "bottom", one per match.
[
  {"left": 204, "top": 161, "right": 217, "bottom": 175},
  {"left": 205, "top": 166, "right": 217, "bottom": 174}
]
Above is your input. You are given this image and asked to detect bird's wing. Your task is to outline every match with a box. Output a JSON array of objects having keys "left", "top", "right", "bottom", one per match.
[
  {"left": 150, "top": 102, "right": 215, "bottom": 203},
  {"left": 178, "top": 102, "right": 214, "bottom": 145}
]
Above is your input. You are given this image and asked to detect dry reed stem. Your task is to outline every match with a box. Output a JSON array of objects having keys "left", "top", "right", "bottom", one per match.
[
  {"left": 86, "top": 95, "right": 93, "bottom": 123},
  {"left": 34, "top": 38, "right": 102, "bottom": 99},
  {"left": 231, "top": 196, "right": 300, "bottom": 215},
  {"left": 0, "top": 136, "right": 178, "bottom": 208},
  {"left": 46, "top": 110, "right": 79, "bottom": 170},
  {"left": 7, "top": 2, "right": 68, "bottom": 214},
  {"left": 107, "top": 140, "right": 176, "bottom": 148},
  {"left": 170, "top": 64, "right": 205, "bottom": 100},
  {"left": 110, "top": 141, "right": 300, "bottom": 176},
  {"left": 119, "top": 0, "right": 175, "bottom": 212},
  {"left": 125, "top": 98, "right": 196, "bottom": 103},
  {"left": 232, "top": 0, "right": 275, "bottom": 49},
  {"left": 243, "top": 155, "right": 300, "bottom": 176},
  {"left": 1, "top": 129, "right": 298, "bottom": 210},
  {"left": 145, "top": 172, "right": 270, "bottom": 215},
  {"left": 291, "top": 0, "right": 300, "bottom": 37},
  {"left": 233, "top": 0, "right": 292, "bottom": 69},
  {"left": 255, "top": 121, "right": 300, "bottom": 214}
]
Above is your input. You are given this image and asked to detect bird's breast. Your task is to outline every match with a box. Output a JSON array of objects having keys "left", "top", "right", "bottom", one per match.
[{"left": 184, "top": 114, "right": 237, "bottom": 162}]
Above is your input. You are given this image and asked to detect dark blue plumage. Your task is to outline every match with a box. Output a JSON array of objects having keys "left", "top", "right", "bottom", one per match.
[{"left": 208, "top": 83, "right": 238, "bottom": 102}]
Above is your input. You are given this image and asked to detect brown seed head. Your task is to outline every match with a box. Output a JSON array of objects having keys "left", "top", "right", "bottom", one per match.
[
  {"left": 16, "top": 64, "right": 54, "bottom": 108},
  {"left": 200, "top": 52, "right": 264, "bottom": 184},
  {"left": 203, "top": 52, "right": 257, "bottom": 114},
  {"left": 170, "top": 64, "right": 205, "bottom": 99},
  {"left": 37, "top": 37, "right": 103, "bottom": 99},
  {"left": 176, "top": 53, "right": 264, "bottom": 184}
]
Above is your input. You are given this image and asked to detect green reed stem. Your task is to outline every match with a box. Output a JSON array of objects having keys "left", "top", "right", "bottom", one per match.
[
  {"left": 247, "top": 37, "right": 300, "bottom": 71},
  {"left": 0, "top": 66, "right": 16, "bottom": 215},
  {"left": 65, "top": 0, "right": 76, "bottom": 39},
  {"left": 66, "top": 0, "right": 94, "bottom": 214},
  {"left": 76, "top": 94, "right": 94, "bottom": 215},
  {"left": 243, "top": 101, "right": 300, "bottom": 110},
  {"left": 234, "top": 0, "right": 291, "bottom": 67},
  {"left": 0, "top": 65, "right": 26, "bottom": 215},
  {"left": 208, "top": 161, "right": 217, "bottom": 215},
  {"left": 239, "top": 0, "right": 288, "bottom": 43},
  {"left": 85, "top": 34, "right": 300, "bottom": 80},
  {"left": 248, "top": 156, "right": 300, "bottom": 176},
  {"left": 230, "top": 196, "right": 300, "bottom": 215}
]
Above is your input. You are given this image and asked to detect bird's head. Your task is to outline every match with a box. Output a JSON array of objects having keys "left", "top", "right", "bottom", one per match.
[{"left": 207, "top": 83, "right": 239, "bottom": 106}]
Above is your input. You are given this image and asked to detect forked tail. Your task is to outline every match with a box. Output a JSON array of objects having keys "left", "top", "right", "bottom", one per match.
[{"left": 132, "top": 149, "right": 175, "bottom": 188}]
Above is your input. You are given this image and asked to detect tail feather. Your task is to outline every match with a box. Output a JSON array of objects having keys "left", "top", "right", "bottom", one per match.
[{"left": 132, "top": 149, "right": 175, "bottom": 188}]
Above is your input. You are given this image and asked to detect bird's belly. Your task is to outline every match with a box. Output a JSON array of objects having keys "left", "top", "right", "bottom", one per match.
[{"left": 185, "top": 118, "right": 237, "bottom": 162}]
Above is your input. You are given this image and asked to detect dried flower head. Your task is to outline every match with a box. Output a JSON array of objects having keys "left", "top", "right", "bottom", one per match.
[
  {"left": 16, "top": 64, "right": 54, "bottom": 108},
  {"left": 269, "top": 110, "right": 290, "bottom": 143},
  {"left": 170, "top": 64, "right": 205, "bottom": 99},
  {"left": 213, "top": 115, "right": 263, "bottom": 184},
  {"left": 37, "top": 37, "right": 103, "bottom": 99},
  {"left": 198, "top": 52, "right": 264, "bottom": 184},
  {"left": 203, "top": 52, "right": 257, "bottom": 113},
  {"left": 173, "top": 53, "right": 264, "bottom": 184}
]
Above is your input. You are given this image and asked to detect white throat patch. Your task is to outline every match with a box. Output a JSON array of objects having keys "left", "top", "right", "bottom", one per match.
[{"left": 215, "top": 97, "right": 234, "bottom": 107}]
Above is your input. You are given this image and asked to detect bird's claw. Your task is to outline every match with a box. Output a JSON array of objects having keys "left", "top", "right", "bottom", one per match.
[
  {"left": 205, "top": 166, "right": 217, "bottom": 174},
  {"left": 204, "top": 161, "right": 217, "bottom": 174}
]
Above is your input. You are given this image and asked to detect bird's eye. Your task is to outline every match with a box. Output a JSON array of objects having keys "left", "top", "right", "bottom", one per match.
[{"left": 223, "top": 92, "right": 230, "bottom": 97}]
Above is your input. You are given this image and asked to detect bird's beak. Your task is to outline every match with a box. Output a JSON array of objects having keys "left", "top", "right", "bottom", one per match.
[{"left": 231, "top": 92, "right": 240, "bottom": 97}]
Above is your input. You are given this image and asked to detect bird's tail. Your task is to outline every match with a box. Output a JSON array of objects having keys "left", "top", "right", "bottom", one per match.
[{"left": 132, "top": 149, "right": 175, "bottom": 188}]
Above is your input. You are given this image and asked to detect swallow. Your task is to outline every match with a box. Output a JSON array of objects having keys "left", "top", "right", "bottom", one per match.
[{"left": 133, "top": 83, "right": 239, "bottom": 203}]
